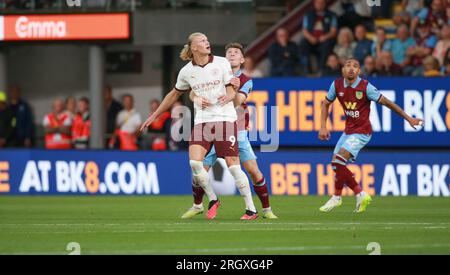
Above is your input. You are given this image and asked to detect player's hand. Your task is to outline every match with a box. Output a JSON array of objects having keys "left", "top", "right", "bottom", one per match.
[
  {"left": 318, "top": 128, "right": 330, "bottom": 141},
  {"left": 218, "top": 94, "right": 234, "bottom": 106},
  {"left": 139, "top": 114, "right": 156, "bottom": 134},
  {"left": 193, "top": 96, "right": 212, "bottom": 109},
  {"left": 408, "top": 117, "right": 424, "bottom": 130},
  {"left": 230, "top": 77, "right": 240, "bottom": 90}
]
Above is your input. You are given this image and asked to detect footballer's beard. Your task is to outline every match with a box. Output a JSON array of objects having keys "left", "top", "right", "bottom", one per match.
[{"left": 346, "top": 73, "right": 355, "bottom": 80}]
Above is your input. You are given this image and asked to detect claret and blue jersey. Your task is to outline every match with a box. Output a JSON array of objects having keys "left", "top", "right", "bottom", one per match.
[{"left": 326, "top": 76, "right": 383, "bottom": 160}]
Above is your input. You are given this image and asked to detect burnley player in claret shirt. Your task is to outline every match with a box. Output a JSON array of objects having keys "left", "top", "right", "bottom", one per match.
[{"left": 318, "top": 58, "right": 423, "bottom": 213}]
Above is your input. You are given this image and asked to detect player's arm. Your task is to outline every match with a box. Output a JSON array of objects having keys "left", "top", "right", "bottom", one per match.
[
  {"left": 189, "top": 90, "right": 212, "bottom": 109},
  {"left": 318, "top": 82, "right": 336, "bottom": 141},
  {"left": 233, "top": 78, "right": 250, "bottom": 107},
  {"left": 233, "top": 93, "right": 246, "bottom": 107},
  {"left": 140, "top": 88, "right": 183, "bottom": 133},
  {"left": 318, "top": 99, "right": 332, "bottom": 140},
  {"left": 217, "top": 58, "right": 237, "bottom": 106},
  {"left": 378, "top": 96, "right": 423, "bottom": 129},
  {"left": 218, "top": 84, "right": 237, "bottom": 106}
]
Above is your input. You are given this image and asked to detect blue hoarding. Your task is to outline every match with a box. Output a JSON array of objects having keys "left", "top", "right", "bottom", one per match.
[
  {"left": 248, "top": 77, "right": 450, "bottom": 147},
  {"left": 0, "top": 150, "right": 448, "bottom": 197}
]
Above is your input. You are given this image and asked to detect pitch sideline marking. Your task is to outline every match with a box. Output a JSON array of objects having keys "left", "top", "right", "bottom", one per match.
[{"left": 3, "top": 243, "right": 450, "bottom": 255}]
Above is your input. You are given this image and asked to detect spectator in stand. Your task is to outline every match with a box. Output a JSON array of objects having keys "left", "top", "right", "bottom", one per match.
[
  {"left": 378, "top": 51, "right": 404, "bottom": 76},
  {"left": 8, "top": 85, "right": 34, "bottom": 147},
  {"left": 65, "top": 96, "right": 76, "bottom": 118},
  {"left": 443, "top": 48, "right": 450, "bottom": 76},
  {"left": 393, "top": 11, "right": 412, "bottom": 28},
  {"left": 322, "top": 53, "right": 341, "bottom": 76},
  {"left": 72, "top": 97, "right": 91, "bottom": 150},
  {"left": 422, "top": 56, "right": 442, "bottom": 77},
  {"left": 372, "top": 0, "right": 395, "bottom": 19},
  {"left": 433, "top": 25, "right": 450, "bottom": 67},
  {"left": 361, "top": 55, "right": 379, "bottom": 77},
  {"left": 353, "top": 24, "right": 372, "bottom": 64},
  {"left": 43, "top": 98, "right": 72, "bottom": 150},
  {"left": 0, "top": 91, "right": 15, "bottom": 149},
  {"left": 447, "top": 5, "right": 450, "bottom": 25},
  {"left": 268, "top": 28, "right": 299, "bottom": 76},
  {"left": 331, "top": 0, "right": 373, "bottom": 31},
  {"left": 242, "top": 56, "right": 263, "bottom": 78},
  {"left": 112, "top": 94, "right": 141, "bottom": 151},
  {"left": 371, "top": 27, "right": 392, "bottom": 58},
  {"left": 333, "top": 27, "right": 356, "bottom": 65},
  {"left": 407, "top": 21, "right": 438, "bottom": 76},
  {"left": 401, "top": 0, "right": 425, "bottom": 17},
  {"left": 390, "top": 24, "right": 416, "bottom": 70},
  {"left": 104, "top": 85, "right": 123, "bottom": 147},
  {"left": 146, "top": 99, "right": 171, "bottom": 151},
  {"left": 411, "top": 0, "right": 447, "bottom": 36},
  {"left": 299, "top": 0, "right": 337, "bottom": 74}
]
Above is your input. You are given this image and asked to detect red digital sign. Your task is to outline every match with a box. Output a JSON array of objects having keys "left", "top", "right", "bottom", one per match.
[{"left": 0, "top": 13, "right": 131, "bottom": 41}]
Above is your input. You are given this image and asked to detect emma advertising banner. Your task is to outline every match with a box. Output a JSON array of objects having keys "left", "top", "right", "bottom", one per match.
[
  {"left": 247, "top": 77, "right": 450, "bottom": 147},
  {"left": 0, "top": 13, "right": 131, "bottom": 41},
  {"left": 0, "top": 150, "right": 448, "bottom": 197}
]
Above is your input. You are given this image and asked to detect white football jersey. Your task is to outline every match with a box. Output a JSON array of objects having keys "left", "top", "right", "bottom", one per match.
[{"left": 175, "top": 55, "right": 237, "bottom": 125}]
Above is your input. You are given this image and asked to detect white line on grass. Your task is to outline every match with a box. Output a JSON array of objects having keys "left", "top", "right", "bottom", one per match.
[{"left": 3, "top": 243, "right": 450, "bottom": 255}]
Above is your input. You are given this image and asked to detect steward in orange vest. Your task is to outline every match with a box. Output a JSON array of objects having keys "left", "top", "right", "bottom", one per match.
[
  {"left": 43, "top": 99, "right": 72, "bottom": 150},
  {"left": 72, "top": 98, "right": 91, "bottom": 149}
]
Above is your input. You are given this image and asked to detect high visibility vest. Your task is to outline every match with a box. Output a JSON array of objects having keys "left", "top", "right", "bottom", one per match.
[
  {"left": 149, "top": 111, "right": 170, "bottom": 131},
  {"left": 116, "top": 129, "right": 138, "bottom": 151},
  {"left": 72, "top": 113, "right": 91, "bottom": 149},
  {"left": 151, "top": 136, "right": 167, "bottom": 151},
  {"left": 45, "top": 112, "right": 72, "bottom": 150}
]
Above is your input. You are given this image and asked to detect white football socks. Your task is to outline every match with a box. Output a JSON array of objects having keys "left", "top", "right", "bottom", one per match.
[
  {"left": 229, "top": 165, "right": 257, "bottom": 213},
  {"left": 189, "top": 160, "right": 217, "bottom": 202}
]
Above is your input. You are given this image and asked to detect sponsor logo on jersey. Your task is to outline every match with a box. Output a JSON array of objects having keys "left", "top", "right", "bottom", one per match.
[
  {"left": 344, "top": 101, "right": 357, "bottom": 110},
  {"left": 191, "top": 80, "right": 221, "bottom": 91}
]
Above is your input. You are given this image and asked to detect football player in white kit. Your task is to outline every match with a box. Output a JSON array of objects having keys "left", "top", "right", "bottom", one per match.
[{"left": 140, "top": 32, "right": 258, "bottom": 220}]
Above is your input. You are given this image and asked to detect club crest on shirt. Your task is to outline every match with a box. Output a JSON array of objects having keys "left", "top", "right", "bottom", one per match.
[
  {"left": 355, "top": 91, "right": 363, "bottom": 100},
  {"left": 338, "top": 92, "right": 344, "bottom": 97}
]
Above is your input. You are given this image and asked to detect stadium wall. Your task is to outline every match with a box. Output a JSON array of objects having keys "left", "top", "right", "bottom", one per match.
[
  {"left": 7, "top": 44, "right": 163, "bottom": 123},
  {"left": 0, "top": 150, "right": 448, "bottom": 197}
]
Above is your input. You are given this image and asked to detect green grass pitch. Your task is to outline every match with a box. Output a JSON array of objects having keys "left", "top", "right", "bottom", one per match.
[{"left": 0, "top": 196, "right": 449, "bottom": 255}]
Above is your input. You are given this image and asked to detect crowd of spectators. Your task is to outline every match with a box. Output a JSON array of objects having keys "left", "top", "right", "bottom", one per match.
[
  {"left": 0, "top": 85, "right": 189, "bottom": 151},
  {"left": 268, "top": 0, "right": 450, "bottom": 77}
]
